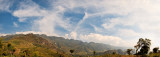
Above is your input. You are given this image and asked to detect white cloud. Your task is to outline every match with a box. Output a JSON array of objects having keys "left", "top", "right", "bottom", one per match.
[
  {"left": 13, "top": 0, "right": 72, "bottom": 37},
  {"left": 18, "top": 18, "right": 27, "bottom": 22},
  {"left": 70, "top": 32, "right": 77, "bottom": 40},
  {"left": 16, "top": 31, "right": 59, "bottom": 36},
  {"left": 13, "top": 0, "right": 47, "bottom": 17},
  {"left": 11, "top": 0, "right": 160, "bottom": 47},
  {"left": 80, "top": 33, "right": 131, "bottom": 47},
  {"left": 117, "top": 29, "right": 139, "bottom": 39},
  {"left": 102, "top": 18, "right": 120, "bottom": 29},
  {"left": 13, "top": 22, "right": 18, "bottom": 27},
  {"left": 0, "top": 0, "right": 12, "bottom": 12},
  {"left": 74, "top": 12, "right": 89, "bottom": 31},
  {"left": 90, "top": 24, "right": 103, "bottom": 33},
  {"left": 65, "top": 34, "right": 69, "bottom": 39},
  {"left": 0, "top": 33, "right": 7, "bottom": 37}
]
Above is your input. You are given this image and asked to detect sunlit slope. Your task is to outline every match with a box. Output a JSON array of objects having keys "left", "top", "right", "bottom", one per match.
[{"left": 1, "top": 33, "right": 68, "bottom": 57}]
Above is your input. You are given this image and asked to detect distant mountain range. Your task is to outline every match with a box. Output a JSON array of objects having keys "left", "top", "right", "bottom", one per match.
[{"left": 0, "top": 33, "right": 127, "bottom": 56}]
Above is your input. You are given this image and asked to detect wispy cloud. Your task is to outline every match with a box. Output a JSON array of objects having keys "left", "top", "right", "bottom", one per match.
[
  {"left": 1, "top": 0, "right": 160, "bottom": 47},
  {"left": 13, "top": 22, "right": 18, "bottom": 27},
  {"left": 0, "top": 0, "right": 12, "bottom": 12}
]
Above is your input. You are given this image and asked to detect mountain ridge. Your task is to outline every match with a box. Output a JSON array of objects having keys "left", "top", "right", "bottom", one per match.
[{"left": 0, "top": 33, "right": 127, "bottom": 56}]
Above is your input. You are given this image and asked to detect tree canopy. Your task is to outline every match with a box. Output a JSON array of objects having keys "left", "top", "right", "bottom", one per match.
[{"left": 134, "top": 38, "right": 151, "bottom": 55}]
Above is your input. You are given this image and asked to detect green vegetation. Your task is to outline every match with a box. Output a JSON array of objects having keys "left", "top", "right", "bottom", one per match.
[
  {"left": 70, "top": 49, "right": 74, "bottom": 54},
  {"left": 134, "top": 38, "right": 151, "bottom": 55},
  {"left": 127, "top": 49, "right": 132, "bottom": 55},
  {"left": 153, "top": 47, "right": 159, "bottom": 53},
  {"left": 0, "top": 34, "right": 69, "bottom": 57},
  {"left": 38, "top": 34, "right": 126, "bottom": 55},
  {"left": 1, "top": 34, "right": 160, "bottom": 57}
]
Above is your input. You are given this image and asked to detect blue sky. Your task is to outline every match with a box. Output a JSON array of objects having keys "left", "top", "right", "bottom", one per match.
[{"left": 1, "top": 0, "right": 160, "bottom": 48}]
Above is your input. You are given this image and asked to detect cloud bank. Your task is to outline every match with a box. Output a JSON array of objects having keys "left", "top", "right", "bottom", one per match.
[{"left": 1, "top": 0, "right": 160, "bottom": 47}]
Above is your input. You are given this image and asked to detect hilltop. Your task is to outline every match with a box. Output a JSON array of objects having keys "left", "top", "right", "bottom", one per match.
[
  {"left": 38, "top": 34, "right": 127, "bottom": 55},
  {"left": 0, "top": 33, "right": 127, "bottom": 56},
  {"left": 0, "top": 33, "right": 67, "bottom": 57}
]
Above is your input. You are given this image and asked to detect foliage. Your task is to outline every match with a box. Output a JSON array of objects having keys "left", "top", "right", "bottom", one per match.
[
  {"left": 93, "top": 51, "right": 96, "bottom": 55},
  {"left": 0, "top": 39, "right": 16, "bottom": 56},
  {"left": 0, "top": 34, "right": 69, "bottom": 57},
  {"left": 134, "top": 38, "right": 151, "bottom": 55},
  {"left": 153, "top": 47, "right": 159, "bottom": 53},
  {"left": 2, "top": 34, "right": 160, "bottom": 57},
  {"left": 70, "top": 49, "right": 74, "bottom": 54},
  {"left": 38, "top": 34, "right": 126, "bottom": 55},
  {"left": 127, "top": 49, "right": 132, "bottom": 55}
]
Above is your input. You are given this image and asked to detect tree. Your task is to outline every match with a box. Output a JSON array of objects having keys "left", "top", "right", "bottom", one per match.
[
  {"left": 153, "top": 47, "right": 159, "bottom": 53},
  {"left": 127, "top": 49, "right": 132, "bottom": 55},
  {"left": 70, "top": 49, "right": 74, "bottom": 55},
  {"left": 7, "top": 43, "right": 16, "bottom": 55},
  {"left": 134, "top": 38, "right": 144, "bottom": 54},
  {"left": 112, "top": 52, "right": 116, "bottom": 55},
  {"left": 0, "top": 38, "right": 3, "bottom": 55},
  {"left": 93, "top": 51, "right": 96, "bottom": 56},
  {"left": 0, "top": 38, "right": 3, "bottom": 48},
  {"left": 23, "top": 49, "right": 31, "bottom": 56},
  {"left": 134, "top": 38, "right": 151, "bottom": 55}
]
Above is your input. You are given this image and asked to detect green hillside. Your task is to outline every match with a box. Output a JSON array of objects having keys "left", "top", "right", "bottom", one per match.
[
  {"left": 0, "top": 33, "right": 126, "bottom": 57},
  {"left": 38, "top": 34, "right": 126, "bottom": 55},
  {"left": 0, "top": 33, "right": 70, "bottom": 57}
]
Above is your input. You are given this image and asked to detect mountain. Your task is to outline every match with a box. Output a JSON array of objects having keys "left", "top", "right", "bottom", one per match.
[
  {"left": 0, "top": 33, "right": 127, "bottom": 56},
  {"left": 0, "top": 33, "right": 69, "bottom": 57},
  {"left": 37, "top": 34, "right": 127, "bottom": 55}
]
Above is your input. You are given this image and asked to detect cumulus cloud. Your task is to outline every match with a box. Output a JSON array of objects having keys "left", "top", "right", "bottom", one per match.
[
  {"left": 13, "top": 0, "right": 48, "bottom": 22},
  {"left": 12, "top": 0, "right": 72, "bottom": 36},
  {"left": 97, "top": 0, "right": 160, "bottom": 47},
  {"left": 70, "top": 32, "right": 77, "bottom": 39},
  {"left": 65, "top": 34, "right": 69, "bottom": 39},
  {"left": 80, "top": 33, "right": 131, "bottom": 47}
]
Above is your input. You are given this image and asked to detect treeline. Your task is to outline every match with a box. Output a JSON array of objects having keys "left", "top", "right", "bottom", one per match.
[{"left": 125, "top": 38, "right": 160, "bottom": 57}]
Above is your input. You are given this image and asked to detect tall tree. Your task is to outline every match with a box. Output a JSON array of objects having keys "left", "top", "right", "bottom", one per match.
[
  {"left": 134, "top": 38, "right": 151, "bottom": 55},
  {"left": 134, "top": 38, "right": 144, "bottom": 54}
]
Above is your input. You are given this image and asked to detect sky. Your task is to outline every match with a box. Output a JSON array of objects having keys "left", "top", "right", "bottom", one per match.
[{"left": 1, "top": 0, "right": 160, "bottom": 48}]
